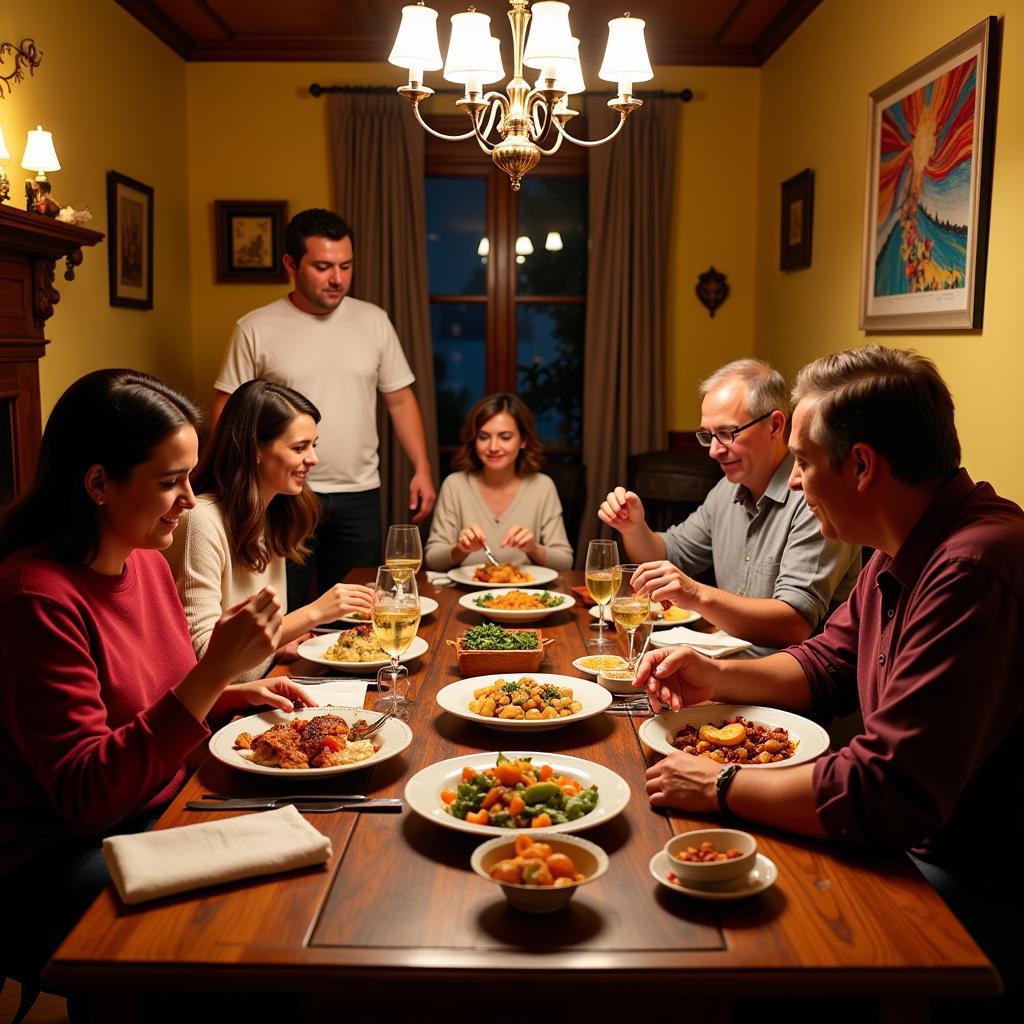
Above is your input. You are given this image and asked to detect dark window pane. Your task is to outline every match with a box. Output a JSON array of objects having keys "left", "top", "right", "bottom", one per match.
[
  {"left": 516, "top": 304, "right": 583, "bottom": 449},
  {"left": 516, "top": 177, "right": 587, "bottom": 296},
  {"left": 425, "top": 177, "right": 487, "bottom": 295},
  {"left": 431, "top": 303, "right": 486, "bottom": 446}
]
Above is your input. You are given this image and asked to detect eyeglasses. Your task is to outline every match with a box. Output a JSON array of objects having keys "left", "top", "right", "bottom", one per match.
[{"left": 695, "top": 411, "right": 772, "bottom": 448}]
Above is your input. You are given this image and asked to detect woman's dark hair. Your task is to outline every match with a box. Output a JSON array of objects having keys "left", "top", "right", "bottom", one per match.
[
  {"left": 451, "top": 393, "right": 545, "bottom": 476},
  {"left": 0, "top": 369, "right": 200, "bottom": 564},
  {"left": 191, "top": 380, "right": 321, "bottom": 572}
]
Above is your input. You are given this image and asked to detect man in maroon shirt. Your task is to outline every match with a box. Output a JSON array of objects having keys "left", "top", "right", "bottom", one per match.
[{"left": 638, "top": 345, "right": 1022, "bottom": 997}]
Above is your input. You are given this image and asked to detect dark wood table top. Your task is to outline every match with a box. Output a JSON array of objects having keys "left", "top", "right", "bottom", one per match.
[{"left": 48, "top": 570, "right": 998, "bottom": 1004}]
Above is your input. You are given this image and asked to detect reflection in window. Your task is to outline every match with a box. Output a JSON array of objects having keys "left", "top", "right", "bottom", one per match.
[
  {"left": 517, "top": 304, "right": 583, "bottom": 449},
  {"left": 517, "top": 177, "right": 587, "bottom": 296}
]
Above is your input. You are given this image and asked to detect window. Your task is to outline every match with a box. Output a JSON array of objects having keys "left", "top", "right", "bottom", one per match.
[{"left": 425, "top": 123, "right": 587, "bottom": 478}]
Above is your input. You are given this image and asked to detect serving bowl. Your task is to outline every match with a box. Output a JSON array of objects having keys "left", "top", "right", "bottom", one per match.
[
  {"left": 664, "top": 828, "right": 758, "bottom": 888},
  {"left": 471, "top": 833, "right": 609, "bottom": 913},
  {"left": 446, "top": 629, "right": 553, "bottom": 674},
  {"left": 458, "top": 589, "right": 575, "bottom": 624},
  {"left": 596, "top": 667, "right": 639, "bottom": 695}
]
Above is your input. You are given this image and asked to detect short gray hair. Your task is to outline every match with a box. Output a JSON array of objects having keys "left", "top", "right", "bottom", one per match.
[
  {"left": 791, "top": 345, "right": 960, "bottom": 485},
  {"left": 700, "top": 359, "right": 790, "bottom": 418}
]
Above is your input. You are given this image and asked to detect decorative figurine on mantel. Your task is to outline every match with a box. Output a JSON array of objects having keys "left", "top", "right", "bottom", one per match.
[{"left": 696, "top": 266, "right": 730, "bottom": 318}]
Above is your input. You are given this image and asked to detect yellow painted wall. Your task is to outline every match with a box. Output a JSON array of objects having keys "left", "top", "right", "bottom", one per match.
[
  {"left": 1, "top": 1, "right": 191, "bottom": 418},
  {"left": 661, "top": 66, "right": 760, "bottom": 432},
  {"left": 756, "top": 1, "right": 1024, "bottom": 503}
]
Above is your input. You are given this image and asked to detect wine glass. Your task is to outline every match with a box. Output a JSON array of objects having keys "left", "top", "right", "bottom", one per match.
[
  {"left": 385, "top": 524, "right": 423, "bottom": 595},
  {"left": 585, "top": 539, "right": 621, "bottom": 648},
  {"left": 610, "top": 563, "right": 651, "bottom": 670},
  {"left": 370, "top": 566, "right": 421, "bottom": 721}
]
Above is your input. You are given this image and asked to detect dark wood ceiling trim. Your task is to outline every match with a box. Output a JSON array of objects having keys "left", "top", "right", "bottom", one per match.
[
  {"left": 714, "top": 0, "right": 755, "bottom": 43},
  {"left": 114, "top": 0, "right": 193, "bottom": 60},
  {"left": 188, "top": 36, "right": 387, "bottom": 62},
  {"left": 654, "top": 41, "right": 759, "bottom": 67},
  {"left": 755, "top": 0, "right": 823, "bottom": 63},
  {"left": 193, "top": 0, "right": 235, "bottom": 40}
]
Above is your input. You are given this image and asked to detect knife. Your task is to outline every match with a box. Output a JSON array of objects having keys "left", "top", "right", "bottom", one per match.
[
  {"left": 201, "top": 792, "right": 367, "bottom": 802},
  {"left": 185, "top": 797, "right": 403, "bottom": 812}
]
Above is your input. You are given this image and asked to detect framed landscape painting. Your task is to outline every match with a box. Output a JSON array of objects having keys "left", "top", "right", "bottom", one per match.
[
  {"left": 214, "top": 200, "right": 288, "bottom": 283},
  {"left": 859, "top": 17, "right": 998, "bottom": 330},
  {"left": 107, "top": 171, "right": 154, "bottom": 310}
]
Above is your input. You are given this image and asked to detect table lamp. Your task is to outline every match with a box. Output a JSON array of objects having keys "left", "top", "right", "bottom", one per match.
[{"left": 21, "top": 124, "right": 61, "bottom": 213}]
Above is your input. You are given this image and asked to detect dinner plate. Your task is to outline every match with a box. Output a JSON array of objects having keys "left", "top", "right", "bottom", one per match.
[
  {"left": 435, "top": 673, "right": 612, "bottom": 731},
  {"left": 404, "top": 750, "right": 631, "bottom": 836},
  {"left": 458, "top": 589, "right": 575, "bottom": 624},
  {"left": 296, "top": 632, "right": 429, "bottom": 672},
  {"left": 588, "top": 605, "right": 701, "bottom": 628},
  {"left": 208, "top": 705, "right": 413, "bottom": 777},
  {"left": 330, "top": 596, "right": 439, "bottom": 627},
  {"left": 447, "top": 564, "right": 560, "bottom": 588},
  {"left": 571, "top": 654, "right": 629, "bottom": 679},
  {"left": 638, "top": 704, "right": 830, "bottom": 769},
  {"left": 649, "top": 849, "right": 777, "bottom": 901}
]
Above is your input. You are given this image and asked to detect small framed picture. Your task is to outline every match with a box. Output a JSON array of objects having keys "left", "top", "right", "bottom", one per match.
[
  {"left": 107, "top": 171, "right": 154, "bottom": 309},
  {"left": 780, "top": 169, "right": 814, "bottom": 271},
  {"left": 214, "top": 200, "right": 288, "bottom": 284}
]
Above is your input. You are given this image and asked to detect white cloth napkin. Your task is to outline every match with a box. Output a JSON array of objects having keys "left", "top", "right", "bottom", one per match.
[
  {"left": 425, "top": 570, "right": 454, "bottom": 587},
  {"left": 103, "top": 804, "right": 332, "bottom": 905},
  {"left": 650, "top": 626, "right": 753, "bottom": 658},
  {"left": 294, "top": 679, "right": 369, "bottom": 707}
]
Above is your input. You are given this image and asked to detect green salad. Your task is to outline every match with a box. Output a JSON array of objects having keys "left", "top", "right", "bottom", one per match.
[
  {"left": 461, "top": 623, "right": 539, "bottom": 651},
  {"left": 442, "top": 752, "right": 599, "bottom": 828}
]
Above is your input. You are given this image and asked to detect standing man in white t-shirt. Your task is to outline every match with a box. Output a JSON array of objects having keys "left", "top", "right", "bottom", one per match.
[{"left": 212, "top": 208, "right": 435, "bottom": 609}]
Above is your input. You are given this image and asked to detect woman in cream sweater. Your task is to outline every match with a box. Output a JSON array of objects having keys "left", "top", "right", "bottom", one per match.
[
  {"left": 425, "top": 393, "right": 573, "bottom": 571},
  {"left": 166, "top": 380, "right": 371, "bottom": 679}
]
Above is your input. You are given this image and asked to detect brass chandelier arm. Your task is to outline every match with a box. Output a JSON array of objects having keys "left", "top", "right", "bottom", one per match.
[
  {"left": 551, "top": 110, "right": 630, "bottom": 148},
  {"left": 411, "top": 101, "right": 478, "bottom": 142}
]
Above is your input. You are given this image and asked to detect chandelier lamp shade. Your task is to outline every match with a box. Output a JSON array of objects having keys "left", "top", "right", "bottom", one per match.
[{"left": 388, "top": 1, "right": 653, "bottom": 190}]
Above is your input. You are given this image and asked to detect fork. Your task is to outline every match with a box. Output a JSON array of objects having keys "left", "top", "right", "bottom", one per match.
[{"left": 481, "top": 541, "right": 501, "bottom": 567}]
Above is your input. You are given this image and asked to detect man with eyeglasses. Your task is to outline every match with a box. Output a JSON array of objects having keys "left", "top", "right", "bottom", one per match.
[{"left": 599, "top": 358, "right": 860, "bottom": 655}]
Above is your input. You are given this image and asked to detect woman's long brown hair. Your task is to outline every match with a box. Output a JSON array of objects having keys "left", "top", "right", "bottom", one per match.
[{"left": 191, "top": 380, "right": 321, "bottom": 573}]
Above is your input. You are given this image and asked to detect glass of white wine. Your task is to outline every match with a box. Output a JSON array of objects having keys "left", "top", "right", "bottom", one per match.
[
  {"left": 610, "top": 563, "right": 651, "bottom": 670},
  {"left": 370, "top": 565, "right": 422, "bottom": 721},
  {"left": 385, "top": 524, "right": 423, "bottom": 595},
  {"left": 585, "top": 539, "right": 621, "bottom": 648}
]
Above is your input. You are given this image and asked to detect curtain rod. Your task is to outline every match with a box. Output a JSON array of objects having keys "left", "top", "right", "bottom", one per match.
[{"left": 309, "top": 83, "right": 693, "bottom": 101}]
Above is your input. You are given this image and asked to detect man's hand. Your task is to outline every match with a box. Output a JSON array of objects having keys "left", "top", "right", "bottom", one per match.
[
  {"left": 409, "top": 466, "right": 436, "bottom": 523},
  {"left": 645, "top": 749, "right": 720, "bottom": 813},
  {"left": 598, "top": 486, "right": 647, "bottom": 535},
  {"left": 631, "top": 560, "right": 700, "bottom": 609},
  {"left": 634, "top": 645, "right": 717, "bottom": 712}
]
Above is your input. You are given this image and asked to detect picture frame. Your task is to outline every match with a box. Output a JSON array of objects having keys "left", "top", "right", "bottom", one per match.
[
  {"left": 859, "top": 17, "right": 999, "bottom": 330},
  {"left": 780, "top": 168, "right": 814, "bottom": 271},
  {"left": 214, "top": 200, "right": 288, "bottom": 284},
  {"left": 106, "top": 171, "right": 154, "bottom": 310}
]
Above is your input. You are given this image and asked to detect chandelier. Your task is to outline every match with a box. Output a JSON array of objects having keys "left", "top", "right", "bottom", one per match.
[{"left": 388, "top": 1, "right": 653, "bottom": 190}]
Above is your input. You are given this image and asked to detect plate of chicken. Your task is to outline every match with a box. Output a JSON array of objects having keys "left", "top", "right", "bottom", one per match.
[{"left": 208, "top": 706, "right": 413, "bottom": 776}]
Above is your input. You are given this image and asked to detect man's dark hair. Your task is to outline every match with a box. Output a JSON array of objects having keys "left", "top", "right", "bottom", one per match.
[
  {"left": 284, "top": 208, "right": 354, "bottom": 264},
  {"left": 792, "top": 345, "right": 961, "bottom": 485}
]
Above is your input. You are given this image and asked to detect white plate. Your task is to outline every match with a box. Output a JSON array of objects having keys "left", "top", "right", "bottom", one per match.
[
  {"left": 649, "top": 849, "right": 777, "bottom": 901},
  {"left": 447, "top": 564, "right": 560, "bottom": 588},
  {"left": 296, "top": 632, "right": 429, "bottom": 672},
  {"left": 330, "top": 596, "right": 439, "bottom": 627},
  {"left": 458, "top": 589, "right": 575, "bottom": 624},
  {"left": 588, "top": 605, "right": 701, "bottom": 628},
  {"left": 404, "top": 750, "right": 631, "bottom": 836},
  {"left": 638, "top": 704, "right": 830, "bottom": 769},
  {"left": 435, "top": 673, "right": 612, "bottom": 731},
  {"left": 571, "top": 654, "right": 629, "bottom": 679},
  {"left": 208, "top": 705, "right": 413, "bottom": 777}
]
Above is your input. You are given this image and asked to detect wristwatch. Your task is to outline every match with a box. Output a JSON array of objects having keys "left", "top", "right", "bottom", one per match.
[{"left": 715, "top": 763, "right": 742, "bottom": 817}]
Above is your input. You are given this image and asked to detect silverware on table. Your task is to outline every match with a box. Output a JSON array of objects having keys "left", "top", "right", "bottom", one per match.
[
  {"left": 481, "top": 541, "right": 501, "bottom": 566},
  {"left": 186, "top": 797, "right": 404, "bottom": 813},
  {"left": 201, "top": 792, "right": 368, "bottom": 802}
]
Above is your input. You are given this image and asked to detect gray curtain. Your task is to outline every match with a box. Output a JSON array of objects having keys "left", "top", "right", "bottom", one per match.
[
  {"left": 329, "top": 92, "right": 438, "bottom": 532},
  {"left": 576, "top": 96, "right": 679, "bottom": 565}
]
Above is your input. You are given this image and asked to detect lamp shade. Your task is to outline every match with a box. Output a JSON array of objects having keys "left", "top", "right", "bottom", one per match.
[
  {"left": 446, "top": 30, "right": 504, "bottom": 88},
  {"left": 0, "top": 125, "right": 10, "bottom": 161},
  {"left": 21, "top": 125, "right": 61, "bottom": 173},
  {"left": 523, "top": 2, "right": 576, "bottom": 72},
  {"left": 537, "top": 36, "right": 585, "bottom": 94},
  {"left": 599, "top": 15, "right": 653, "bottom": 85},
  {"left": 389, "top": 3, "right": 443, "bottom": 72}
]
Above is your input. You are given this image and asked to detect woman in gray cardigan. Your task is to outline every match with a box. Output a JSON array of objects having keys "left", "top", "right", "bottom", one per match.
[{"left": 425, "top": 393, "right": 573, "bottom": 570}]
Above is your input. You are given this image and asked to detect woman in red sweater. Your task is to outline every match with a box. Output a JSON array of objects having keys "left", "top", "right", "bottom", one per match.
[{"left": 0, "top": 369, "right": 314, "bottom": 1016}]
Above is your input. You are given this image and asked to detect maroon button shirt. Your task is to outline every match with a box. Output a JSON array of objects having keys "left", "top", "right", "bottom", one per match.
[{"left": 788, "top": 469, "right": 1024, "bottom": 869}]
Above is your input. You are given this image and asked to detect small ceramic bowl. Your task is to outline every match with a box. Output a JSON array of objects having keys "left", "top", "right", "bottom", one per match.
[
  {"left": 471, "top": 833, "right": 609, "bottom": 913},
  {"left": 596, "top": 667, "right": 638, "bottom": 695},
  {"left": 664, "top": 828, "right": 758, "bottom": 888}
]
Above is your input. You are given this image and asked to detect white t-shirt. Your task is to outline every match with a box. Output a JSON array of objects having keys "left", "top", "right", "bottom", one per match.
[{"left": 215, "top": 296, "right": 415, "bottom": 492}]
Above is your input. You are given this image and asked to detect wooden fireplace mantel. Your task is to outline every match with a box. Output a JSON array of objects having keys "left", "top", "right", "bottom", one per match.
[{"left": 0, "top": 203, "right": 104, "bottom": 502}]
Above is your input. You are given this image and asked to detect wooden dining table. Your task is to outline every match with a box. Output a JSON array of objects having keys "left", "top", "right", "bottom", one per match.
[{"left": 47, "top": 569, "right": 999, "bottom": 1017}]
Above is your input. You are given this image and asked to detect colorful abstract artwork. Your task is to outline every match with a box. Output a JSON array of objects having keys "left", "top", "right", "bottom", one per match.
[{"left": 860, "top": 18, "right": 997, "bottom": 330}]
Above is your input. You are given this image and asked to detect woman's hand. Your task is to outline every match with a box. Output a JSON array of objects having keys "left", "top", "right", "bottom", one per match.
[
  {"left": 501, "top": 525, "right": 543, "bottom": 564},
  {"left": 634, "top": 645, "right": 718, "bottom": 712},
  {"left": 307, "top": 583, "right": 373, "bottom": 626},
  {"left": 456, "top": 523, "right": 487, "bottom": 556},
  {"left": 203, "top": 587, "right": 283, "bottom": 680},
  {"left": 218, "top": 677, "right": 320, "bottom": 715}
]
